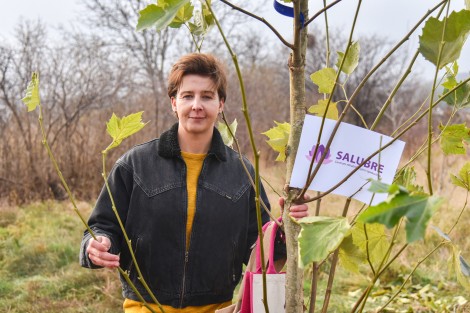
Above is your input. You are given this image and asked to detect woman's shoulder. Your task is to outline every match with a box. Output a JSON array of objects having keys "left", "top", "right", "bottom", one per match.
[{"left": 117, "top": 138, "right": 160, "bottom": 165}]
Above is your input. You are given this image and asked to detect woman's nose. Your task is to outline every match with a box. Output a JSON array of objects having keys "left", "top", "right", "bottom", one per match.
[{"left": 191, "top": 96, "right": 203, "bottom": 110}]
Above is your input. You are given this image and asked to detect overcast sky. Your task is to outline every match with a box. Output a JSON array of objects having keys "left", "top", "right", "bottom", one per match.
[{"left": 0, "top": 0, "right": 469, "bottom": 77}]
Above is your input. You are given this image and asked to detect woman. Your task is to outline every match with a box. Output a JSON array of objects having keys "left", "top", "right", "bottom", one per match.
[{"left": 79, "top": 53, "right": 308, "bottom": 312}]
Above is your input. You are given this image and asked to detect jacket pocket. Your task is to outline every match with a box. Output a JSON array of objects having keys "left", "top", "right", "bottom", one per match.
[{"left": 201, "top": 181, "right": 251, "bottom": 203}]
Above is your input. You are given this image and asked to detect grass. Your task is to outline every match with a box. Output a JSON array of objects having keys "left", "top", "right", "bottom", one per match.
[
  {"left": 0, "top": 201, "right": 122, "bottom": 313},
  {"left": 0, "top": 156, "right": 469, "bottom": 312}
]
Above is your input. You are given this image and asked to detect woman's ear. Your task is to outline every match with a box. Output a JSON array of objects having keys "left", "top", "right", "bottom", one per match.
[{"left": 219, "top": 99, "right": 225, "bottom": 113}]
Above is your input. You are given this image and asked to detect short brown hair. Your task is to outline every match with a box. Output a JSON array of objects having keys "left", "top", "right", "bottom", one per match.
[{"left": 167, "top": 53, "right": 227, "bottom": 101}]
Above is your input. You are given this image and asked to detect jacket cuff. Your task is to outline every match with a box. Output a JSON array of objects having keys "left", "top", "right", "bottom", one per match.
[{"left": 79, "top": 231, "right": 117, "bottom": 269}]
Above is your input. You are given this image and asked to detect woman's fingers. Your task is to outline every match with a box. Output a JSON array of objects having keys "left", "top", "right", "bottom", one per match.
[
  {"left": 87, "top": 236, "right": 120, "bottom": 268},
  {"left": 278, "top": 194, "right": 310, "bottom": 220}
]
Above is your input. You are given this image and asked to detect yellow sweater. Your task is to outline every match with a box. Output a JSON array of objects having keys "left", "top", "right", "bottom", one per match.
[{"left": 124, "top": 151, "right": 231, "bottom": 312}]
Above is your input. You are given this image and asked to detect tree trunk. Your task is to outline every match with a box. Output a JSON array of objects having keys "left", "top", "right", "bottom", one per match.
[{"left": 284, "top": 1, "right": 308, "bottom": 312}]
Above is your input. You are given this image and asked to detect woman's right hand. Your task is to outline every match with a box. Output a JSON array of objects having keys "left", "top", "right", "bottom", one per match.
[{"left": 86, "top": 235, "right": 120, "bottom": 268}]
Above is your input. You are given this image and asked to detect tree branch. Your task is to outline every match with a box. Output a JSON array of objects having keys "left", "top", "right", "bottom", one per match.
[
  {"left": 303, "top": 0, "right": 343, "bottom": 28},
  {"left": 300, "top": 76, "right": 470, "bottom": 204},
  {"left": 219, "top": 0, "right": 294, "bottom": 49}
]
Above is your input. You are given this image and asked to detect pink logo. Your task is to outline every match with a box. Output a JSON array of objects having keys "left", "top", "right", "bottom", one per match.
[{"left": 306, "top": 144, "right": 333, "bottom": 164}]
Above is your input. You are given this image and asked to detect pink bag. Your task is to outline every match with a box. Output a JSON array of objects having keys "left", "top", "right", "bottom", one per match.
[
  {"left": 215, "top": 219, "right": 285, "bottom": 313},
  {"left": 240, "top": 220, "right": 285, "bottom": 313}
]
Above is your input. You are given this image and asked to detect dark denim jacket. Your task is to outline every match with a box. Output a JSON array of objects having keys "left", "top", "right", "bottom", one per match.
[{"left": 79, "top": 123, "right": 271, "bottom": 308}]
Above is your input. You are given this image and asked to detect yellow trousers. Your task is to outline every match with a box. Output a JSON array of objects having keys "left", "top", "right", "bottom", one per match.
[{"left": 123, "top": 298, "right": 232, "bottom": 313}]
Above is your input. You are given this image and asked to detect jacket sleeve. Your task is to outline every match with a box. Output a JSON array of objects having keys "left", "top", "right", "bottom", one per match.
[{"left": 79, "top": 160, "right": 134, "bottom": 269}]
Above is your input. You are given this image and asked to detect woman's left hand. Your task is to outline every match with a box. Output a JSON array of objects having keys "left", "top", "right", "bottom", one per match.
[{"left": 279, "top": 196, "right": 309, "bottom": 220}]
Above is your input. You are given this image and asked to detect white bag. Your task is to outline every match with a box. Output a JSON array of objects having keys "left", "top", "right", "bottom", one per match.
[{"left": 251, "top": 273, "right": 285, "bottom": 313}]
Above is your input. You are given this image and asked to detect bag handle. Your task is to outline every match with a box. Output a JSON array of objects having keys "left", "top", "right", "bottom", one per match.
[{"left": 255, "top": 218, "right": 282, "bottom": 274}]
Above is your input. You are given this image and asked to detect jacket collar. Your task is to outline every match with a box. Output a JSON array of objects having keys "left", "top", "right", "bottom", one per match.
[{"left": 158, "top": 123, "right": 227, "bottom": 162}]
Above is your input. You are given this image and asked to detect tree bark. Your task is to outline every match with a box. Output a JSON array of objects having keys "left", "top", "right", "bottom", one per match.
[{"left": 284, "top": 1, "right": 309, "bottom": 312}]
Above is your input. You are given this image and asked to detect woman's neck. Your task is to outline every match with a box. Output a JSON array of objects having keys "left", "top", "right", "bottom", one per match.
[{"left": 177, "top": 129, "right": 212, "bottom": 154}]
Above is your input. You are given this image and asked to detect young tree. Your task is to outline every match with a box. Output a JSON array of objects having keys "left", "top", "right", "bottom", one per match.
[{"left": 135, "top": 1, "right": 470, "bottom": 312}]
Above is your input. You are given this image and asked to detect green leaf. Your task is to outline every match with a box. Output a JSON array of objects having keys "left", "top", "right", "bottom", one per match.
[
  {"left": 466, "top": 0, "right": 470, "bottom": 10},
  {"left": 307, "top": 99, "right": 338, "bottom": 120},
  {"left": 442, "top": 81, "right": 470, "bottom": 107},
  {"left": 22, "top": 72, "right": 40, "bottom": 112},
  {"left": 440, "top": 62, "right": 470, "bottom": 107},
  {"left": 169, "top": 2, "right": 194, "bottom": 28},
  {"left": 453, "top": 62, "right": 459, "bottom": 75},
  {"left": 450, "top": 245, "right": 470, "bottom": 290},
  {"left": 262, "top": 121, "right": 291, "bottom": 162},
  {"left": 359, "top": 190, "right": 443, "bottom": 243},
  {"left": 439, "top": 123, "right": 470, "bottom": 155},
  {"left": 201, "top": 1, "right": 215, "bottom": 28},
  {"left": 395, "top": 167, "right": 425, "bottom": 194},
  {"left": 136, "top": 0, "right": 190, "bottom": 32},
  {"left": 368, "top": 180, "right": 392, "bottom": 194},
  {"left": 450, "top": 162, "right": 470, "bottom": 190},
  {"left": 336, "top": 41, "right": 360, "bottom": 75},
  {"left": 350, "top": 221, "right": 389, "bottom": 269},
  {"left": 442, "top": 73, "right": 458, "bottom": 90},
  {"left": 405, "top": 196, "right": 443, "bottom": 243},
  {"left": 419, "top": 10, "right": 470, "bottom": 69},
  {"left": 338, "top": 234, "right": 365, "bottom": 273},
  {"left": 310, "top": 68, "right": 337, "bottom": 94},
  {"left": 185, "top": 1, "right": 214, "bottom": 36},
  {"left": 105, "top": 112, "right": 147, "bottom": 151},
  {"left": 367, "top": 179, "right": 402, "bottom": 198},
  {"left": 297, "top": 216, "right": 350, "bottom": 267},
  {"left": 217, "top": 119, "right": 237, "bottom": 148}
]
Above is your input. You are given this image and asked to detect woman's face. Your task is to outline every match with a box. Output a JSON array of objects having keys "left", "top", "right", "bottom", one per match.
[{"left": 171, "top": 74, "right": 224, "bottom": 139}]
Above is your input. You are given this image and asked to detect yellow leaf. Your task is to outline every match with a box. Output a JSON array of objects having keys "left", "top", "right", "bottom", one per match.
[
  {"left": 262, "top": 121, "right": 290, "bottom": 162},
  {"left": 105, "top": 112, "right": 147, "bottom": 152},
  {"left": 21, "top": 72, "right": 40, "bottom": 112},
  {"left": 351, "top": 221, "right": 389, "bottom": 269},
  {"left": 308, "top": 99, "right": 338, "bottom": 120}
]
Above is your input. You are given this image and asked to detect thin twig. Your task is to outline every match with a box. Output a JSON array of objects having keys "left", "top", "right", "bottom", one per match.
[
  {"left": 321, "top": 198, "right": 352, "bottom": 313},
  {"left": 221, "top": 112, "right": 281, "bottom": 227},
  {"left": 363, "top": 223, "right": 375, "bottom": 276},
  {"left": 370, "top": 51, "right": 419, "bottom": 130},
  {"left": 309, "top": 262, "right": 319, "bottom": 313},
  {"left": 426, "top": 1, "right": 451, "bottom": 196},
  {"left": 300, "top": 77, "right": 470, "bottom": 204},
  {"left": 297, "top": 0, "right": 447, "bottom": 203},
  {"left": 219, "top": 0, "right": 293, "bottom": 49},
  {"left": 304, "top": 0, "right": 343, "bottom": 28},
  {"left": 298, "top": 0, "right": 363, "bottom": 201},
  {"left": 376, "top": 242, "right": 446, "bottom": 312},
  {"left": 323, "top": 0, "right": 331, "bottom": 68},
  {"left": 448, "top": 191, "right": 468, "bottom": 235},
  {"left": 102, "top": 150, "right": 164, "bottom": 313},
  {"left": 36, "top": 104, "right": 161, "bottom": 313},
  {"left": 309, "top": 192, "right": 322, "bottom": 313},
  {"left": 206, "top": 2, "right": 270, "bottom": 311}
]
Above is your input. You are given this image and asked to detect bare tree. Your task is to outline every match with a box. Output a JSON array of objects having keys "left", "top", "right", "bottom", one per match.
[
  {"left": 0, "top": 19, "right": 137, "bottom": 201},
  {"left": 81, "top": 0, "right": 182, "bottom": 135},
  {"left": 0, "top": 21, "right": 50, "bottom": 200},
  {"left": 306, "top": 29, "right": 429, "bottom": 130}
]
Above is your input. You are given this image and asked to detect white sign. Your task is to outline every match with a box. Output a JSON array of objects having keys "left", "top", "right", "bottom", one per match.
[{"left": 290, "top": 115, "right": 405, "bottom": 205}]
